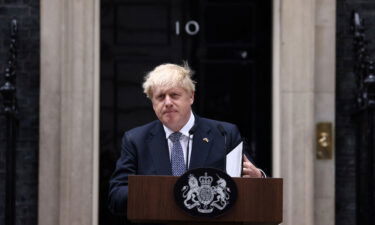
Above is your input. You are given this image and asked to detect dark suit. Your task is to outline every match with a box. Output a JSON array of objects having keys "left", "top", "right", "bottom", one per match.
[{"left": 108, "top": 115, "right": 242, "bottom": 215}]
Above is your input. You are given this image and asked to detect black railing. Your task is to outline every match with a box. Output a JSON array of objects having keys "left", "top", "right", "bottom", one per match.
[
  {"left": 0, "top": 19, "right": 18, "bottom": 225},
  {"left": 351, "top": 11, "right": 375, "bottom": 225},
  {"left": 351, "top": 11, "right": 375, "bottom": 110}
]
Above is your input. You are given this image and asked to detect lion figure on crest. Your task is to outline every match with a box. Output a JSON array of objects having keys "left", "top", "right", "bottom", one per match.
[{"left": 181, "top": 174, "right": 200, "bottom": 209}]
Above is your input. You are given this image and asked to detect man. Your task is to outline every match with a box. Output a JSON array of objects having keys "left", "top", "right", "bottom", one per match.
[{"left": 108, "top": 63, "right": 263, "bottom": 215}]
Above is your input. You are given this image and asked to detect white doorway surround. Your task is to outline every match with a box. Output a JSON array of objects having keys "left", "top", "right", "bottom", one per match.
[
  {"left": 39, "top": 0, "right": 99, "bottom": 224},
  {"left": 272, "top": 1, "right": 336, "bottom": 225},
  {"left": 38, "top": 0, "right": 335, "bottom": 225}
]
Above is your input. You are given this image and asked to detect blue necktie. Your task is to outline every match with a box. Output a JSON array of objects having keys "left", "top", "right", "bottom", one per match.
[{"left": 169, "top": 132, "right": 185, "bottom": 176}]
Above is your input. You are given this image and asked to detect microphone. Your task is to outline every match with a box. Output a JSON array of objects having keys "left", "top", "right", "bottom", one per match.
[
  {"left": 217, "top": 124, "right": 227, "bottom": 152},
  {"left": 186, "top": 124, "right": 197, "bottom": 171},
  {"left": 217, "top": 124, "right": 228, "bottom": 172}
]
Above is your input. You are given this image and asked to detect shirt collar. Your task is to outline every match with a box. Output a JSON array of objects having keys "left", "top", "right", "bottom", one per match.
[{"left": 164, "top": 111, "right": 195, "bottom": 139}]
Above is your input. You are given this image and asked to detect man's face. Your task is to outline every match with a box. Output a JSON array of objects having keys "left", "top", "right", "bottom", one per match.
[{"left": 151, "top": 86, "right": 194, "bottom": 131}]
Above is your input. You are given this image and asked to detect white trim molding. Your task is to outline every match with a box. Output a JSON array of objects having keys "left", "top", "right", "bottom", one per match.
[
  {"left": 39, "top": 0, "right": 100, "bottom": 224},
  {"left": 272, "top": 0, "right": 317, "bottom": 225},
  {"left": 273, "top": 0, "right": 336, "bottom": 225}
]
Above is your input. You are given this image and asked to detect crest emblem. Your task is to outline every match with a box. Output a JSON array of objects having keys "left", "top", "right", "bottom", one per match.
[{"left": 174, "top": 168, "right": 237, "bottom": 217}]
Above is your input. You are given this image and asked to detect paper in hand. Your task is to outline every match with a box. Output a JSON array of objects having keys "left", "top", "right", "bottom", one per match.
[{"left": 226, "top": 141, "right": 243, "bottom": 177}]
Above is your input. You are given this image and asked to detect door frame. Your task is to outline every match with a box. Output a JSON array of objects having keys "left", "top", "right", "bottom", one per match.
[{"left": 38, "top": 1, "right": 329, "bottom": 225}]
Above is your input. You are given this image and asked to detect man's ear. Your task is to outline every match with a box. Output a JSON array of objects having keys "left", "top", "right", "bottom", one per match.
[{"left": 190, "top": 92, "right": 195, "bottom": 104}]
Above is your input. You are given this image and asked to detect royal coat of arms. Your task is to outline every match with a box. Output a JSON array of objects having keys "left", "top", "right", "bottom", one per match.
[{"left": 174, "top": 168, "right": 237, "bottom": 217}]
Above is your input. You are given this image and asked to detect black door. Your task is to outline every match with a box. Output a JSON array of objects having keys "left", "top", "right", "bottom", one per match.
[{"left": 100, "top": 0, "right": 271, "bottom": 224}]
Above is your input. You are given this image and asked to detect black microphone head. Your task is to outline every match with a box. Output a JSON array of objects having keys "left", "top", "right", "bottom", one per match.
[
  {"left": 189, "top": 123, "right": 198, "bottom": 135},
  {"left": 217, "top": 124, "right": 227, "bottom": 136}
]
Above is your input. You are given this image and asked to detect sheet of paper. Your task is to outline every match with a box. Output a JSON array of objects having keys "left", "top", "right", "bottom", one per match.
[{"left": 226, "top": 141, "right": 243, "bottom": 177}]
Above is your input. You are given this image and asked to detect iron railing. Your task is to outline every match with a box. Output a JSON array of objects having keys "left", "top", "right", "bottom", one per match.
[
  {"left": 351, "top": 11, "right": 375, "bottom": 225},
  {"left": 0, "top": 19, "right": 18, "bottom": 225}
]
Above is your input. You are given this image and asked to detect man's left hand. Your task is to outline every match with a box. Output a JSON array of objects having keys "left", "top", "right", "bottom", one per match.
[{"left": 242, "top": 155, "right": 262, "bottom": 178}]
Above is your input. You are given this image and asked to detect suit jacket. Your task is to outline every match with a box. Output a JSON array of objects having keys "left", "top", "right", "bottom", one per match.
[{"left": 108, "top": 115, "right": 242, "bottom": 215}]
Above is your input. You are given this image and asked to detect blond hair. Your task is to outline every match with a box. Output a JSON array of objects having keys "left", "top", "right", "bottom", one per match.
[{"left": 142, "top": 63, "right": 196, "bottom": 98}]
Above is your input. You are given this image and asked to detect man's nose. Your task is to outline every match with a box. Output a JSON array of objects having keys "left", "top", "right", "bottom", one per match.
[{"left": 165, "top": 95, "right": 173, "bottom": 106}]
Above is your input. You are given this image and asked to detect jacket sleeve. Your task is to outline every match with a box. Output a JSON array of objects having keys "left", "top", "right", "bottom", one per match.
[
  {"left": 225, "top": 122, "right": 258, "bottom": 165},
  {"left": 108, "top": 132, "right": 137, "bottom": 215}
]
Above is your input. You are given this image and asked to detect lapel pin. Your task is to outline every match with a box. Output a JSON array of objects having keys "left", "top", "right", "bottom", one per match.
[{"left": 203, "top": 138, "right": 209, "bottom": 143}]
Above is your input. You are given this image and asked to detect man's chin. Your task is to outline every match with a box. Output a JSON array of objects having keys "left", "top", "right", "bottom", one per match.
[
  {"left": 163, "top": 111, "right": 177, "bottom": 116},
  {"left": 162, "top": 119, "right": 180, "bottom": 130},
  {"left": 162, "top": 113, "right": 176, "bottom": 120}
]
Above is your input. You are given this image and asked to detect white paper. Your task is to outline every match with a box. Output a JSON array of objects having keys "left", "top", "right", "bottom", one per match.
[{"left": 226, "top": 142, "right": 243, "bottom": 177}]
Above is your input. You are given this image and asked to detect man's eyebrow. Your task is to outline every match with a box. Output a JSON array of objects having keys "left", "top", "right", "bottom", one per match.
[{"left": 156, "top": 92, "right": 165, "bottom": 97}]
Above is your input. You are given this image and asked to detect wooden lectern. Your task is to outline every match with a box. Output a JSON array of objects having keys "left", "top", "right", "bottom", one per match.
[{"left": 128, "top": 175, "right": 282, "bottom": 225}]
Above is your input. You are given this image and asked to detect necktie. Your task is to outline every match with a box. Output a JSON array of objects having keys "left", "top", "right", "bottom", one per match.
[{"left": 169, "top": 132, "right": 185, "bottom": 176}]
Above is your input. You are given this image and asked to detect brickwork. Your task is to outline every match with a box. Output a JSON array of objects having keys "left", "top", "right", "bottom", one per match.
[
  {"left": 336, "top": 1, "right": 375, "bottom": 225},
  {"left": 0, "top": 0, "right": 39, "bottom": 225}
]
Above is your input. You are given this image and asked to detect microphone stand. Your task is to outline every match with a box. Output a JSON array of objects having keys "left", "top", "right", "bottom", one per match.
[
  {"left": 186, "top": 124, "right": 197, "bottom": 171},
  {"left": 217, "top": 124, "right": 228, "bottom": 172}
]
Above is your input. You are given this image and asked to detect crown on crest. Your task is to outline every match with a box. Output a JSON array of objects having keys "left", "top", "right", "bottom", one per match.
[{"left": 199, "top": 172, "right": 213, "bottom": 185}]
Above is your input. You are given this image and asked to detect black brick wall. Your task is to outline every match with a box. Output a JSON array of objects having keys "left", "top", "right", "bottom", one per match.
[
  {"left": 336, "top": 1, "right": 375, "bottom": 225},
  {"left": 0, "top": 0, "right": 39, "bottom": 225}
]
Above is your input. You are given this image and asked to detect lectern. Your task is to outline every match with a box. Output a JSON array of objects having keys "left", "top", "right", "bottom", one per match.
[{"left": 128, "top": 175, "right": 282, "bottom": 225}]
